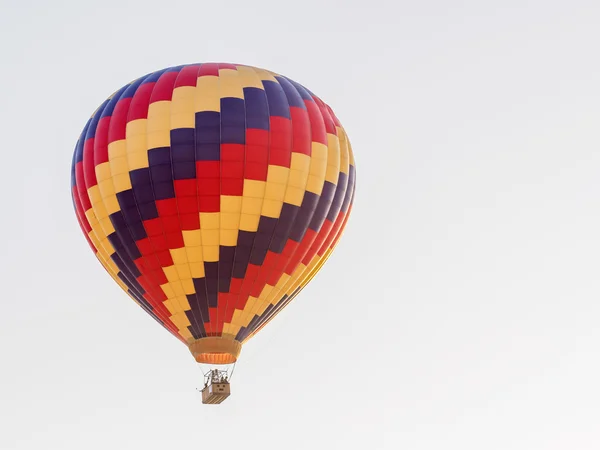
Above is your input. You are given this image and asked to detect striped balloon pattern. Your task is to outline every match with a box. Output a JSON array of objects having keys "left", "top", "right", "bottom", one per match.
[{"left": 71, "top": 63, "right": 356, "bottom": 364}]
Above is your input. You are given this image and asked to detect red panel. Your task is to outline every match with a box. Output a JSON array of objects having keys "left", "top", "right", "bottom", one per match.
[
  {"left": 149, "top": 70, "right": 178, "bottom": 103},
  {"left": 198, "top": 195, "right": 220, "bottom": 212},
  {"left": 313, "top": 96, "right": 337, "bottom": 135},
  {"left": 198, "top": 63, "right": 219, "bottom": 77},
  {"left": 82, "top": 137, "right": 98, "bottom": 187},
  {"left": 136, "top": 238, "right": 154, "bottom": 256},
  {"left": 107, "top": 97, "right": 132, "bottom": 144},
  {"left": 150, "top": 234, "right": 169, "bottom": 252},
  {"left": 156, "top": 198, "right": 178, "bottom": 216},
  {"left": 179, "top": 213, "right": 200, "bottom": 230},
  {"left": 162, "top": 215, "right": 180, "bottom": 233},
  {"left": 177, "top": 197, "right": 198, "bottom": 214},
  {"left": 75, "top": 162, "right": 91, "bottom": 211},
  {"left": 174, "top": 179, "right": 196, "bottom": 197},
  {"left": 244, "top": 162, "right": 268, "bottom": 181},
  {"left": 290, "top": 107, "right": 311, "bottom": 155},
  {"left": 268, "top": 117, "right": 292, "bottom": 167},
  {"left": 166, "top": 232, "right": 184, "bottom": 248},
  {"left": 221, "top": 178, "right": 243, "bottom": 196},
  {"left": 127, "top": 82, "right": 155, "bottom": 122},
  {"left": 246, "top": 128, "right": 269, "bottom": 148},
  {"left": 221, "top": 161, "right": 244, "bottom": 179},
  {"left": 94, "top": 116, "right": 111, "bottom": 165},
  {"left": 143, "top": 218, "right": 163, "bottom": 237},
  {"left": 156, "top": 250, "right": 173, "bottom": 267},
  {"left": 305, "top": 100, "right": 327, "bottom": 145},
  {"left": 197, "top": 177, "right": 220, "bottom": 196},
  {"left": 218, "top": 63, "right": 238, "bottom": 70},
  {"left": 197, "top": 161, "right": 220, "bottom": 177},
  {"left": 174, "top": 65, "right": 200, "bottom": 88},
  {"left": 221, "top": 143, "right": 244, "bottom": 161}
]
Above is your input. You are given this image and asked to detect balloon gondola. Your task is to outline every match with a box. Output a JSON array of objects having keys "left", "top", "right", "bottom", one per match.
[{"left": 70, "top": 62, "right": 356, "bottom": 404}]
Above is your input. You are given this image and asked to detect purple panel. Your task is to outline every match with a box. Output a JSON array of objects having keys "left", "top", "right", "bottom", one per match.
[
  {"left": 283, "top": 77, "right": 314, "bottom": 102},
  {"left": 274, "top": 76, "right": 306, "bottom": 109},
  {"left": 289, "top": 191, "right": 319, "bottom": 242},
  {"left": 243, "top": 87, "right": 270, "bottom": 130},
  {"left": 195, "top": 111, "right": 221, "bottom": 161},
  {"left": 262, "top": 80, "right": 290, "bottom": 119},
  {"left": 326, "top": 172, "right": 348, "bottom": 222},
  {"left": 269, "top": 202, "right": 299, "bottom": 253},
  {"left": 203, "top": 262, "right": 219, "bottom": 307},
  {"left": 220, "top": 98, "right": 246, "bottom": 144},
  {"left": 309, "top": 181, "right": 336, "bottom": 231}
]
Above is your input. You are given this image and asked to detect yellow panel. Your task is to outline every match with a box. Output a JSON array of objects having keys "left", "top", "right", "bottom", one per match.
[
  {"left": 312, "top": 142, "right": 328, "bottom": 160},
  {"left": 222, "top": 323, "right": 241, "bottom": 337},
  {"left": 190, "top": 262, "right": 205, "bottom": 278},
  {"left": 161, "top": 283, "right": 176, "bottom": 298},
  {"left": 179, "top": 328, "right": 194, "bottom": 341},
  {"left": 84, "top": 209, "right": 98, "bottom": 227},
  {"left": 291, "top": 152, "right": 311, "bottom": 172},
  {"left": 176, "top": 264, "right": 192, "bottom": 279},
  {"left": 98, "top": 178, "right": 115, "bottom": 199},
  {"left": 127, "top": 151, "right": 149, "bottom": 171},
  {"left": 306, "top": 174, "right": 325, "bottom": 195},
  {"left": 220, "top": 213, "right": 240, "bottom": 230},
  {"left": 221, "top": 196, "right": 242, "bottom": 212},
  {"left": 239, "top": 213, "right": 260, "bottom": 231},
  {"left": 348, "top": 137, "right": 356, "bottom": 166},
  {"left": 220, "top": 229, "right": 239, "bottom": 246},
  {"left": 171, "top": 86, "right": 196, "bottom": 129},
  {"left": 337, "top": 127, "right": 350, "bottom": 175},
  {"left": 265, "top": 182, "right": 286, "bottom": 201},
  {"left": 283, "top": 186, "right": 305, "bottom": 207},
  {"left": 266, "top": 165, "right": 290, "bottom": 184},
  {"left": 163, "top": 266, "right": 179, "bottom": 282},
  {"left": 203, "top": 246, "right": 219, "bottom": 262},
  {"left": 230, "top": 308, "right": 245, "bottom": 327},
  {"left": 125, "top": 122, "right": 147, "bottom": 154},
  {"left": 98, "top": 216, "right": 114, "bottom": 235},
  {"left": 183, "top": 229, "right": 202, "bottom": 247},
  {"left": 235, "top": 65, "right": 264, "bottom": 89},
  {"left": 186, "top": 246, "right": 204, "bottom": 263},
  {"left": 201, "top": 229, "right": 219, "bottom": 245},
  {"left": 218, "top": 69, "right": 244, "bottom": 99},
  {"left": 200, "top": 212, "right": 220, "bottom": 229},
  {"left": 108, "top": 140, "right": 127, "bottom": 159},
  {"left": 325, "top": 133, "right": 341, "bottom": 184},
  {"left": 170, "top": 312, "right": 191, "bottom": 330},
  {"left": 243, "top": 179, "right": 266, "bottom": 198},
  {"left": 241, "top": 197, "right": 263, "bottom": 215},
  {"left": 171, "top": 281, "right": 185, "bottom": 296},
  {"left": 262, "top": 199, "right": 283, "bottom": 218},
  {"left": 176, "top": 295, "right": 191, "bottom": 311},
  {"left": 164, "top": 299, "right": 181, "bottom": 315},
  {"left": 147, "top": 101, "right": 171, "bottom": 149},
  {"left": 109, "top": 156, "right": 128, "bottom": 176},
  {"left": 195, "top": 76, "right": 220, "bottom": 112},
  {"left": 112, "top": 172, "right": 132, "bottom": 193},
  {"left": 95, "top": 162, "right": 112, "bottom": 183},
  {"left": 170, "top": 248, "right": 188, "bottom": 265},
  {"left": 181, "top": 278, "right": 195, "bottom": 295},
  {"left": 93, "top": 201, "right": 108, "bottom": 221},
  {"left": 87, "top": 185, "right": 102, "bottom": 205},
  {"left": 103, "top": 194, "right": 120, "bottom": 215},
  {"left": 287, "top": 168, "right": 309, "bottom": 189}
]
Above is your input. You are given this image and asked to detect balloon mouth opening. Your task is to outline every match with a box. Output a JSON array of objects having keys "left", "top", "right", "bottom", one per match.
[{"left": 189, "top": 337, "right": 242, "bottom": 365}]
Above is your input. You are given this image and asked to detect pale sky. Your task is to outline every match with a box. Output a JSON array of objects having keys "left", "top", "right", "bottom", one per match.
[{"left": 2, "top": 0, "right": 600, "bottom": 449}]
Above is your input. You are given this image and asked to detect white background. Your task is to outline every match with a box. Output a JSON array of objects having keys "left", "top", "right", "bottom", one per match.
[{"left": 1, "top": 1, "right": 600, "bottom": 448}]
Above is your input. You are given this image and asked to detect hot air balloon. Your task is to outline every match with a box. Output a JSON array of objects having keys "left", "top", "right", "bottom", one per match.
[{"left": 70, "top": 63, "right": 356, "bottom": 404}]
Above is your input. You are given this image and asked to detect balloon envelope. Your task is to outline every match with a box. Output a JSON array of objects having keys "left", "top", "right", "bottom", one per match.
[{"left": 70, "top": 63, "right": 356, "bottom": 364}]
